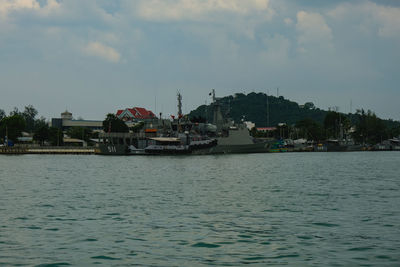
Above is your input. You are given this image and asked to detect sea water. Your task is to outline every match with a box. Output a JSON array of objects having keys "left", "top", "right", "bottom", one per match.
[{"left": 0, "top": 152, "right": 399, "bottom": 266}]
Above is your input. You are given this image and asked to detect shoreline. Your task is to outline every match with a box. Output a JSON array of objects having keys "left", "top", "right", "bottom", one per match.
[
  {"left": 0, "top": 147, "right": 96, "bottom": 155},
  {"left": 0, "top": 147, "right": 398, "bottom": 155}
]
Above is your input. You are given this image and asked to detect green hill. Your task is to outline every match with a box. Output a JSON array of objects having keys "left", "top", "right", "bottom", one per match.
[
  {"left": 189, "top": 92, "right": 329, "bottom": 126},
  {"left": 189, "top": 92, "right": 400, "bottom": 130}
]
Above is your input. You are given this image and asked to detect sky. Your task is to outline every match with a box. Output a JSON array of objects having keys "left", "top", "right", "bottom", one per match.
[{"left": 0, "top": 0, "right": 399, "bottom": 121}]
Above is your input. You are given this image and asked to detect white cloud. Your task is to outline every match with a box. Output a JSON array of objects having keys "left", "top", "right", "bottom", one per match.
[
  {"left": 0, "top": 0, "right": 60, "bottom": 17},
  {"left": 134, "top": 0, "right": 271, "bottom": 21},
  {"left": 296, "top": 11, "right": 333, "bottom": 52},
  {"left": 260, "top": 34, "right": 290, "bottom": 66},
  {"left": 0, "top": 0, "right": 39, "bottom": 16},
  {"left": 375, "top": 7, "right": 400, "bottom": 38},
  {"left": 0, "top": 0, "right": 115, "bottom": 27},
  {"left": 39, "top": 0, "right": 60, "bottom": 15},
  {"left": 284, "top": 17, "right": 293, "bottom": 26},
  {"left": 328, "top": 1, "right": 400, "bottom": 39},
  {"left": 123, "top": 0, "right": 274, "bottom": 41},
  {"left": 83, "top": 42, "right": 121, "bottom": 63}
]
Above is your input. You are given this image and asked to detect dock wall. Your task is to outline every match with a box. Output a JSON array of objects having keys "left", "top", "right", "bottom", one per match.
[{"left": 0, "top": 147, "right": 96, "bottom": 154}]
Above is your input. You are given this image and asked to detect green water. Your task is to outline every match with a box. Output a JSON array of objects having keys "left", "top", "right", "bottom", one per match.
[{"left": 0, "top": 152, "right": 399, "bottom": 266}]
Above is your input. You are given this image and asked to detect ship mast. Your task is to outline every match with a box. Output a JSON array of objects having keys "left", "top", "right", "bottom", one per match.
[
  {"left": 210, "top": 89, "right": 224, "bottom": 131},
  {"left": 211, "top": 89, "right": 216, "bottom": 103},
  {"left": 177, "top": 91, "right": 183, "bottom": 118}
]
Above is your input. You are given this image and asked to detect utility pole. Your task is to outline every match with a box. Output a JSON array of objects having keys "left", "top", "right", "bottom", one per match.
[
  {"left": 266, "top": 90, "right": 270, "bottom": 127},
  {"left": 177, "top": 91, "right": 183, "bottom": 117},
  {"left": 205, "top": 99, "right": 208, "bottom": 123},
  {"left": 350, "top": 99, "right": 353, "bottom": 114},
  {"left": 154, "top": 95, "right": 157, "bottom": 115},
  {"left": 5, "top": 125, "right": 8, "bottom": 146}
]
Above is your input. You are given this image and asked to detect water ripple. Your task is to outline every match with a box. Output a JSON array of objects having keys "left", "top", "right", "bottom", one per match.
[{"left": 0, "top": 153, "right": 399, "bottom": 266}]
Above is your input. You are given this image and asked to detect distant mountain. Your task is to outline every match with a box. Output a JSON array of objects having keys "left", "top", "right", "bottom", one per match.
[{"left": 189, "top": 92, "right": 400, "bottom": 129}]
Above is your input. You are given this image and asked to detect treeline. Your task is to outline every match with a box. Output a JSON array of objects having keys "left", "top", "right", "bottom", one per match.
[
  {"left": 0, "top": 107, "right": 132, "bottom": 146},
  {"left": 0, "top": 105, "right": 64, "bottom": 145},
  {"left": 189, "top": 92, "right": 400, "bottom": 144},
  {"left": 252, "top": 109, "right": 399, "bottom": 144},
  {"left": 0, "top": 106, "right": 98, "bottom": 146},
  {"left": 190, "top": 92, "right": 329, "bottom": 126}
]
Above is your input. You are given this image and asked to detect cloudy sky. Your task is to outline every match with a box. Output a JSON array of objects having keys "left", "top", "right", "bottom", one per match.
[{"left": 0, "top": 0, "right": 399, "bottom": 121}]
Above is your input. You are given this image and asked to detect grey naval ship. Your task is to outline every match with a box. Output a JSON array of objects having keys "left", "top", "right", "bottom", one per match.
[{"left": 98, "top": 90, "right": 270, "bottom": 155}]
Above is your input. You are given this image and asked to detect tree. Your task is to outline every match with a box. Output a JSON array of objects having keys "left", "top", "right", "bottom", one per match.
[
  {"left": 0, "top": 114, "right": 26, "bottom": 142},
  {"left": 352, "top": 109, "right": 387, "bottom": 145},
  {"left": 66, "top": 127, "right": 93, "bottom": 142},
  {"left": 130, "top": 122, "right": 145, "bottom": 133},
  {"left": 9, "top": 107, "right": 20, "bottom": 116},
  {"left": 49, "top": 127, "right": 64, "bottom": 146},
  {"left": 32, "top": 117, "right": 63, "bottom": 146},
  {"left": 388, "top": 125, "right": 400, "bottom": 138},
  {"left": 303, "top": 102, "right": 315, "bottom": 110},
  {"left": 296, "top": 118, "right": 324, "bottom": 141},
  {"left": 33, "top": 123, "right": 50, "bottom": 145},
  {"left": 189, "top": 92, "right": 329, "bottom": 127},
  {"left": 190, "top": 116, "right": 207, "bottom": 123},
  {"left": 22, "top": 105, "right": 38, "bottom": 133},
  {"left": 324, "top": 111, "right": 350, "bottom": 139},
  {"left": 0, "top": 109, "right": 5, "bottom": 121},
  {"left": 102, "top": 114, "right": 129, "bottom": 133}
]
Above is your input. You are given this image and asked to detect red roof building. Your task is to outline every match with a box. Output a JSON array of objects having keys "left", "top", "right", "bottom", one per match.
[{"left": 116, "top": 107, "right": 156, "bottom": 121}]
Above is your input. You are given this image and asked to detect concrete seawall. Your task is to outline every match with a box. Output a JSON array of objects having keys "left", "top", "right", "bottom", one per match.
[{"left": 0, "top": 147, "right": 96, "bottom": 154}]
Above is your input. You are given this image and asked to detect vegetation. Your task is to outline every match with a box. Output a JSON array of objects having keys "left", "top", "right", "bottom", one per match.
[
  {"left": 189, "top": 92, "right": 400, "bottom": 144},
  {"left": 1, "top": 105, "right": 100, "bottom": 146},
  {"left": 295, "top": 119, "right": 325, "bottom": 141},
  {"left": 0, "top": 105, "right": 63, "bottom": 145},
  {"left": 190, "top": 92, "right": 328, "bottom": 126},
  {"left": 352, "top": 109, "right": 388, "bottom": 144},
  {"left": 66, "top": 127, "right": 93, "bottom": 142},
  {"left": 102, "top": 113, "right": 129, "bottom": 133},
  {"left": 48, "top": 127, "right": 64, "bottom": 146},
  {"left": 323, "top": 111, "right": 351, "bottom": 139},
  {"left": 33, "top": 119, "right": 50, "bottom": 145},
  {"left": 22, "top": 105, "right": 38, "bottom": 133},
  {"left": 33, "top": 123, "right": 64, "bottom": 146},
  {"left": 0, "top": 109, "right": 5, "bottom": 121},
  {"left": 130, "top": 121, "right": 145, "bottom": 133},
  {"left": 1, "top": 94, "right": 399, "bottom": 146},
  {"left": 0, "top": 114, "right": 26, "bottom": 142},
  {"left": 190, "top": 116, "right": 207, "bottom": 123}
]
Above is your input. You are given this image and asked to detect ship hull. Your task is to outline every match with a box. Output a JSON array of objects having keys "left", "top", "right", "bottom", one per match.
[
  {"left": 98, "top": 144, "right": 131, "bottom": 155},
  {"left": 192, "top": 142, "right": 270, "bottom": 155},
  {"left": 98, "top": 141, "right": 270, "bottom": 155}
]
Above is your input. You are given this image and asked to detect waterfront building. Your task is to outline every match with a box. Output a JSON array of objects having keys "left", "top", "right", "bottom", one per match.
[{"left": 51, "top": 110, "right": 103, "bottom": 131}]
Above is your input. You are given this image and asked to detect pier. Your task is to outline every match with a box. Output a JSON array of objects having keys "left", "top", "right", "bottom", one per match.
[{"left": 0, "top": 147, "right": 96, "bottom": 155}]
